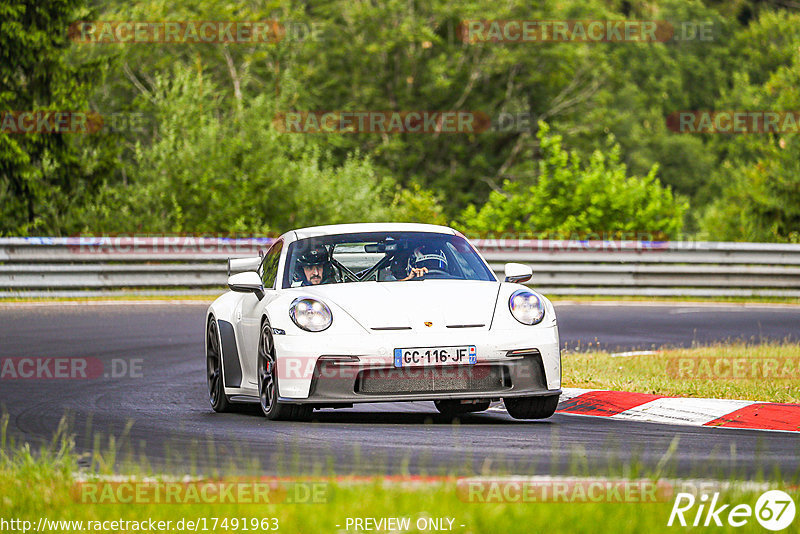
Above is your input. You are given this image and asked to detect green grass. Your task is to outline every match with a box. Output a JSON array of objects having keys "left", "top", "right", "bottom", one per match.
[
  {"left": 6, "top": 473, "right": 787, "bottom": 534},
  {"left": 548, "top": 294, "right": 800, "bottom": 305},
  {"left": 27, "top": 481, "right": 794, "bottom": 533},
  {"left": 564, "top": 342, "right": 800, "bottom": 403},
  {"left": 1, "top": 418, "right": 797, "bottom": 534}
]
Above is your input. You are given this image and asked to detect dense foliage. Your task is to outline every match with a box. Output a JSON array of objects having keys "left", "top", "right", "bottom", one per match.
[
  {"left": 459, "top": 123, "right": 686, "bottom": 237},
  {"left": 1, "top": 0, "right": 798, "bottom": 241}
]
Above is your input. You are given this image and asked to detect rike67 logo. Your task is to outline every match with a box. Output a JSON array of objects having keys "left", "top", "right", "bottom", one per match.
[{"left": 668, "top": 490, "right": 796, "bottom": 531}]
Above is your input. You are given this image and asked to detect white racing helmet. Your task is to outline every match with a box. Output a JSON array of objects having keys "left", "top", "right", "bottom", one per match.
[{"left": 409, "top": 245, "right": 448, "bottom": 272}]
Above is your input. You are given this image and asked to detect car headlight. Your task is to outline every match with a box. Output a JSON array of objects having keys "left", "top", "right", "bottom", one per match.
[
  {"left": 509, "top": 290, "right": 545, "bottom": 325},
  {"left": 289, "top": 298, "right": 332, "bottom": 332}
]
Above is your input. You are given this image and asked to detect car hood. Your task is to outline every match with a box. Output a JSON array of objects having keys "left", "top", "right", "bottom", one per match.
[{"left": 295, "top": 280, "right": 500, "bottom": 331}]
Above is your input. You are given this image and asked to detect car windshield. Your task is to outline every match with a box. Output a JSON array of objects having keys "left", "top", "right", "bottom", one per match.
[{"left": 282, "top": 231, "right": 496, "bottom": 288}]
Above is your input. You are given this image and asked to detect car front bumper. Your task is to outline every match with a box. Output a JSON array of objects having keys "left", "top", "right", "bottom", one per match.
[{"left": 272, "top": 325, "right": 561, "bottom": 402}]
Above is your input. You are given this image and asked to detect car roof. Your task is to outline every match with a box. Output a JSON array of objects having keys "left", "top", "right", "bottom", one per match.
[{"left": 289, "top": 222, "right": 458, "bottom": 240}]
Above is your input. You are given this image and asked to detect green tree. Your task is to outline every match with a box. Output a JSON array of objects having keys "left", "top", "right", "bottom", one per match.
[
  {"left": 700, "top": 31, "right": 800, "bottom": 243},
  {"left": 76, "top": 66, "right": 437, "bottom": 234},
  {"left": 457, "top": 122, "right": 687, "bottom": 238},
  {"left": 290, "top": 0, "right": 620, "bottom": 211},
  {"left": 10, "top": 0, "right": 800, "bottom": 241},
  {"left": 702, "top": 138, "right": 800, "bottom": 243},
  {"left": 0, "top": 0, "right": 116, "bottom": 235}
]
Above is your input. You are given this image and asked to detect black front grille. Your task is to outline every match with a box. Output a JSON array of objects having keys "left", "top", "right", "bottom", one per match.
[{"left": 355, "top": 365, "right": 510, "bottom": 395}]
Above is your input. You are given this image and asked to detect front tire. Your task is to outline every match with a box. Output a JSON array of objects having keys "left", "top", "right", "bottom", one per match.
[
  {"left": 258, "top": 319, "right": 312, "bottom": 421},
  {"left": 207, "top": 317, "right": 233, "bottom": 412},
  {"left": 504, "top": 394, "right": 560, "bottom": 420}
]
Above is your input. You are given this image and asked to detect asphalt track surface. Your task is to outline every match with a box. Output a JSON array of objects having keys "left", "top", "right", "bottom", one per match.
[{"left": 0, "top": 302, "right": 798, "bottom": 479}]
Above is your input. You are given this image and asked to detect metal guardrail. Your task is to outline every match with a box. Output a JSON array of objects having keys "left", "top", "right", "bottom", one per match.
[{"left": 1, "top": 237, "right": 800, "bottom": 297}]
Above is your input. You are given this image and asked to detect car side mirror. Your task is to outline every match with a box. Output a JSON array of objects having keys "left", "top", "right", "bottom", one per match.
[
  {"left": 228, "top": 271, "right": 265, "bottom": 300},
  {"left": 504, "top": 262, "right": 532, "bottom": 284},
  {"left": 227, "top": 256, "right": 262, "bottom": 276}
]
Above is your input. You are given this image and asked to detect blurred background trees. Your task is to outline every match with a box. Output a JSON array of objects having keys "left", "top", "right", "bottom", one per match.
[{"left": 1, "top": 0, "right": 799, "bottom": 241}]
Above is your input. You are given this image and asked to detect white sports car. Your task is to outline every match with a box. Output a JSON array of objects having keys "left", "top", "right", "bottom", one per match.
[{"left": 205, "top": 223, "right": 561, "bottom": 420}]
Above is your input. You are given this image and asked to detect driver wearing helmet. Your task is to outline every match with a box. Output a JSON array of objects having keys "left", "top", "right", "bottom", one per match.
[
  {"left": 296, "top": 245, "right": 334, "bottom": 286},
  {"left": 390, "top": 245, "right": 447, "bottom": 281},
  {"left": 388, "top": 253, "right": 422, "bottom": 281}
]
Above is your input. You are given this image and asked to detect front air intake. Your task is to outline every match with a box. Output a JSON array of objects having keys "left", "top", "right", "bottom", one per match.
[{"left": 355, "top": 365, "right": 509, "bottom": 394}]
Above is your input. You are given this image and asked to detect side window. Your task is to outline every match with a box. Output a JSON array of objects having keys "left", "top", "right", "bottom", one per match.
[{"left": 261, "top": 240, "right": 282, "bottom": 289}]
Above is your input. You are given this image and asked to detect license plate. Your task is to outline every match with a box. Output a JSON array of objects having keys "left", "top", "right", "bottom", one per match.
[{"left": 393, "top": 345, "right": 477, "bottom": 368}]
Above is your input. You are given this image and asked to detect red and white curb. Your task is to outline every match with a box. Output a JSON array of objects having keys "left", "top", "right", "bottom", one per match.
[{"left": 553, "top": 388, "right": 800, "bottom": 432}]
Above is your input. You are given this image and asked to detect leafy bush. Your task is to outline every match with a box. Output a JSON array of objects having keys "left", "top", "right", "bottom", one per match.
[
  {"left": 699, "top": 13, "right": 800, "bottom": 243},
  {"left": 457, "top": 122, "right": 687, "bottom": 238},
  {"left": 701, "top": 137, "right": 800, "bottom": 243},
  {"left": 76, "top": 67, "right": 442, "bottom": 234}
]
